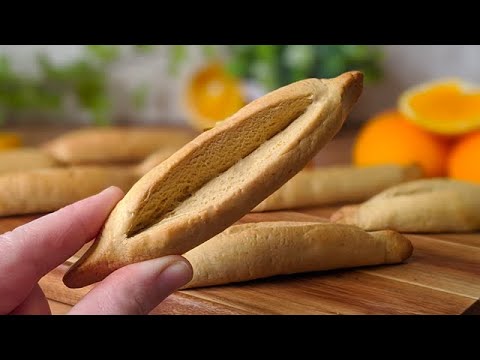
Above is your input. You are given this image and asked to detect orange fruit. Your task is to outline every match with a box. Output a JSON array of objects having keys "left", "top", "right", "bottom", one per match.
[
  {"left": 184, "top": 62, "right": 245, "bottom": 131},
  {"left": 447, "top": 131, "right": 480, "bottom": 183},
  {"left": 398, "top": 79, "right": 480, "bottom": 135},
  {"left": 0, "top": 133, "right": 21, "bottom": 150},
  {"left": 353, "top": 110, "right": 449, "bottom": 177}
]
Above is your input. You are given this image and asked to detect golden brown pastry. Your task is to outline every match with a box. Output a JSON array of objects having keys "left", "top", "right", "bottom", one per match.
[
  {"left": 42, "top": 127, "right": 194, "bottom": 164},
  {"left": 0, "top": 166, "right": 136, "bottom": 216},
  {"left": 0, "top": 148, "right": 59, "bottom": 174},
  {"left": 182, "top": 221, "right": 413, "bottom": 288},
  {"left": 253, "top": 164, "right": 423, "bottom": 212},
  {"left": 331, "top": 178, "right": 480, "bottom": 233},
  {"left": 134, "top": 146, "right": 180, "bottom": 176},
  {"left": 63, "top": 71, "right": 364, "bottom": 288}
]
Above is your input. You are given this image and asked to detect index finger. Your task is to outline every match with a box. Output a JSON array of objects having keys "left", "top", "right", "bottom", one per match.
[{"left": 0, "top": 186, "right": 123, "bottom": 314}]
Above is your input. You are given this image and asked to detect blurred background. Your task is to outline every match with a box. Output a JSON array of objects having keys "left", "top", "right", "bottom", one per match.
[
  {"left": 1, "top": 45, "right": 478, "bottom": 126},
  {"left": 3, "top": 46, "right": 478, "bottom": 315},
  {"left": 1, "top": 45, "right": 480, "bottom": 183}
]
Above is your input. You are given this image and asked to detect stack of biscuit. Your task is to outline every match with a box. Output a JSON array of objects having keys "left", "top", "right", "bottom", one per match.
[
  {"left": 58, "top": 71, "right": 415, "bottom": 290},
  {"left": 5, "top": 71, "right": 443, "bottom": 291},
  {"left": 0, "top": 128, "right": 194, "bottom": 216}
]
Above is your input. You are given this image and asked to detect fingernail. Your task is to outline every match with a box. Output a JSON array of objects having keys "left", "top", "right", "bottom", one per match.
[{"left": 157, "top": 260, "right": 193, "bottom": 290}]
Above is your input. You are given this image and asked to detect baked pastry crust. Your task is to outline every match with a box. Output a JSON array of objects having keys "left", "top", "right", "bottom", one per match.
[
  {"left": 64, "top": 72, "right": 364, "bottom": 288},
  {"left": 331, "top": 178, "right": 480, "bottom": 233},
  {"left": 0, "top": 166, "right": 136, "bottom": 216},
  {"left": 183, "top": 221, "right": 413, "bottom": 289},
  {"left": 0, "top": 148, "right": 59, "bottom": 174},
  {"left": 135, "top": 146, "right": 180, "bottom": 176},
  {"left": 43, "top": 127, "right": 194, "bottom": 164},
  {"left": 253, "top": 164, "right": 423, "bottom": 212}
]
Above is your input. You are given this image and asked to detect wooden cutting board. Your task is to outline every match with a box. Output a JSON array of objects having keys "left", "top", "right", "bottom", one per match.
[{"left": 2, "top": 208, "right": 479, "bottom": 315}]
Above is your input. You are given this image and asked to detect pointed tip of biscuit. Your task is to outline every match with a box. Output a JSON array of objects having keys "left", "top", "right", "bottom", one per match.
[
  {"left": 388, "top": 231, "right": 414, "bottom": 262},
  {"left": 63, "top": 258, "right": 97, "bottom": 289},
  {"left": 334, "top": 71, "right": 364, "bottom": 114},
  {"left": 63, "top": 266, "right": 88, "bottom": 289},
  {"left": 63, "top": 261, "right": 114, "bottom": 289},
  {"left": 369, "top": 230, "right": 414, "bottom": 263},
  {"left": 62, "top": 244, "right": 114, "bottom": 289},
  {"left": 337, "top": 70, "right": 364, "bottom": 83}
]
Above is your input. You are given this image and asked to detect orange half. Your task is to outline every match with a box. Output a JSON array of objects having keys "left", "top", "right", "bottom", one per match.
[
  {"left": 184, "top": 62, "right": 245, "bottom": 131},
  {"left": 398, "top": 79, "right": 480, "bottom": 135}
]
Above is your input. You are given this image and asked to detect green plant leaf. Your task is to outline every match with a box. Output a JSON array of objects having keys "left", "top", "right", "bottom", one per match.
[
  {"left": 201, "top": 45, "right": 217, "bottom": 58},
  {"left": 134, "top": 45, "right": 155, "bottom": 53},
  {"left": 284, "top": 45, "right": 314, "bottom": 68},
  {"left": 251, "top": 59, "right": 280, "bottom": 90},
  {"left": 226, "top": 57, "right": 248, "bottom": 78},
  {"left": 340, "top": 45, "right": 371, "bottom": 61},
  {"left": 86, "top": 45, "right": 121, "bottom": 64},
  {"left": 87, "top": 95, "right": 111, "bottom": 126},
  {"left": 132, "top": 84, "right": 149, "bottom": 110},
  {"left": 0, "top": 108, "right": 5, "bottom": 125},
  {"left": 320, "top": 53, "right": 347, "bottom": 78},
  {"left": 283, "top": 45, "right": 315, "bottom": 82},
  {"left": 0, "top": 55, "right": 11, "bottom": 77},
  {"left": 255, "top": 45, "right": 277, "bottom": 61},
  {"left": 226, "top": 45, "right": 255, "bottom": 78},
  {"left": 168, "top": 45, "right": 187, "bottom": 75}
]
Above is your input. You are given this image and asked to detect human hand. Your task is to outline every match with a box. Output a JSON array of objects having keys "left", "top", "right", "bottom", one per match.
[{"left": 0, "top": 186, "right": 193, "bottom": 315}]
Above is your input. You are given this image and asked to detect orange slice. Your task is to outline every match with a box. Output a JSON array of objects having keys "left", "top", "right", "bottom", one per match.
[
  {"left": 184, "top": 62, "right": 245, "bottom": 131},
  {"left": 398, "top": 79, "right": 480, "bottom": 135}
]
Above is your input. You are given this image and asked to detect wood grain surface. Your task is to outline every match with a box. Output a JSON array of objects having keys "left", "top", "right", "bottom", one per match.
[{"left": 1, "top": 208, "right": 478, "bottom": 315}]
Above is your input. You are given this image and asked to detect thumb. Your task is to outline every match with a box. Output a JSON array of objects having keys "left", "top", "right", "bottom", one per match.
[{"left": 69, "top": 256, "right": 192, "bottom": 315}]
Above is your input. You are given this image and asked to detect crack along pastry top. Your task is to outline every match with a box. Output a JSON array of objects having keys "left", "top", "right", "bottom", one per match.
[{"left": 63, "top": 71, "right": 364, "bottom": 288}]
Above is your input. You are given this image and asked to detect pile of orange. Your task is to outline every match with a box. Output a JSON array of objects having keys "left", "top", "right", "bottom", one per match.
[
  {"left": 354, "top": 110, "right": 450, "bottom": 177},
  {"left": 184, "top": 63, "right": 480, "bottom": 184},
  {"left": 448, "top": 131, "right": 480, "bottom": 183},
  {"left": 354, "top": 79, "right": 480, "bottom": 183}
]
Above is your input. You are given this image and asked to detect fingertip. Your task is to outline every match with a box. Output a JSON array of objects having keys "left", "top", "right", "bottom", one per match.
[
  {"left": 137, "top": 255, "right": 193, "bottom": 289},
  {"left": 100, "top": 186, "right": 125, "bottom": 201},
  {"left": 157, "top": 255, "right": 193, "bottom": 287},
  {"left": 69, "top": 255, "right": 194, "bottom": 315},
  {"left": 166, "top": 255, "right": 193, "bottom": 275}
]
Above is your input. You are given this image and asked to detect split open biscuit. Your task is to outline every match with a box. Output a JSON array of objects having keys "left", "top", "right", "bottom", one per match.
[
  {"left": 63, "top": 71, "right": 364, "bottom": 288},
  {"left": 331, "top": 178, "right": 480, "bottom": 233}
]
